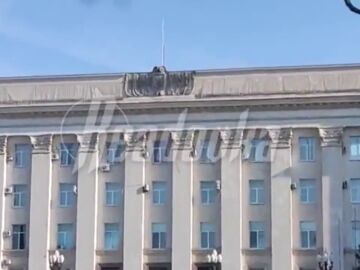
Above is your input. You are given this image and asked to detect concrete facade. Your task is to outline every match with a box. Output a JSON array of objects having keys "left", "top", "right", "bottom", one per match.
[{"left": 0, "top": 64, "right": 360, "bottom": 270}]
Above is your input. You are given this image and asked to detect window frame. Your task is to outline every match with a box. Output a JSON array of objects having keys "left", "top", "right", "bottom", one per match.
[
  {"left": 12, "top": 224, "right": 26, "bottom": 250},
  {"left": 152, "top": 181, "right": 166, "bottom": 205},
  {"left": 249, "top": 139, "right": 268, "bottom": 163},
  {"left": 104, "top": 223, "right": 120, "bottom": 251},
  {"left": 249, "top": 180, "right": 265, "bottom": 205},
  {"left": 14, "top": 144, "right": 29, "bottom": 168},
  {"left": 299, "top": 179, "right": 316, "bottom": 204},
  {"left": 57, "top": 223, "right": 74, "bottom": 250},
  {"left": 59, "top": 183, "right": 75, "bottom": 208},
  {"left": 13, "top": 184, "right": 27, "bottom": 209},
  {"left": 153, "top": 141, "right": 167, "bottom": 164},
  {"left": 300, "top": 221, "right": 317, "bottom": 249},
  {"left": 350, "top": 136, "right": 360, "bottom": 160},
  {"left": 351, "top": 179, "right": 360, "bottom": 203},
  {"left": 106, "top": 143, "right": 123, "bottom": 164},
  {"left": 60, "top": 143, "right": 76, "bottom": 167},
  {"left": 249, "top": 221, "right": 265, "bottom": 249},
  {"left": 200, "top": 222, "right": 215, "bottom": 249},
  {"left": 105, "top": 182, "right": 122, "bottom": 207},
  {"left": 152, "top": 223, "right": 167, "bottom": 249},
  {"left": 200, "top": 181, "right": 216, "bottom": 205},
  {"left": 299, "top": 137, "right": 316, "bottom": 162}
]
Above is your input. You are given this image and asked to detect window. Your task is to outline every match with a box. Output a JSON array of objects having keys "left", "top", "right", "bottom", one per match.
[
  {"left": 200, "top": 140, "right": 214, "bottom": 163},
  {"left": 351, "top": 136, "right": 360, "bottom": 160},
  {"left": 200, "top": 222, "right": 215, "bottom": 249},
  {"left": 60, "top": 143, "right": 76, "bottom": 166},
  {"left": 57, "top": 224, "right": 74, "bottom": 250},
  {"left": 105, "top": 183, "right": 121, "bottom": 206},
  {"left": 106, "top": 143, "right": 123, "bottom": 164},
  {"left": 14, "top": 144, "right": 30, "bottom": 168},
  {"left": 249, "top": 139, "right": 268, "bottom": 162},
  {"left": 152, "top": 223, "right": 166, "bottom": 249},
  {"left": 12, "top": 224, "right": 26, "bottom": 250},
  {"left": 351, "top": 179, "right": 360, "bottom": 203},
  {"left": 201, "top": 181, "right": 216, "bottom": 205},
  {"left": 352, "top": 221, "right": 360, "bottom": 249},
  {"left": 153, "top": 182, "right": 166, "bottom": 205},
  {"left": 104, "top": 223, "right": 120, "bottom": 250},
  {"left": 300, "top": 221, "right": 316, "bottom": 249},
  {"left": 249, "top": 221, "right": 265, "bottom": 249},
  {"left": 59, "top": 183, "right": 75, "bottom": 207},
  {"left": 249, "top": 180, "right": 264, "bottom": 205},
  {"left": 13, "top": 185, "right": 26, "bottom": 208},
  {"left": 300, "top": 179, "right": 315, "bottom": 203},
  {"left": 299, "top": 137, "right": 315, "bottom": 161},
  {"left": 153, "top": 141, "right": 166, "bottom": 164}
]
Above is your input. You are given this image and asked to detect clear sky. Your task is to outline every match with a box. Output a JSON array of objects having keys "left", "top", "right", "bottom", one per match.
[{"left": 0, "top": 0, "right": 359, "bottom": 76}]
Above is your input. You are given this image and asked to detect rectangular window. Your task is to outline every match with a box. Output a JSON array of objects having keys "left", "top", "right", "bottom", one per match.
[
  {"left": 351, "top": 136, "right": 360, "bottom": 160},
  {"left": 12, "top": 224, "right": 26, "bottom": 250},
  {"left": 249, "top": 140, "right": 268, "bottom": 162},
  {"left": 59, "top": 183, "right": 75, "bottom": 207},
  {"left": 249, "top": 180, "right": 264, "bottom": 205},
  {"left": 200, "top": 222, "right": 215, "bottom": 249},
  {"left": 152, "top": 223, "right": 166, "bottom": 249},
  {"left": 153, "top": 181, "right": 166, "bottom": 205},
  {"left": 105, "top": 183, "right": 121, "bottom": 206},
  {"left": 13, "top": 185, "right": 26, "bottom": 208},
  {"left": 14, "top": 144, "right": 30, "bottom": 168},
  {"left": 299, "top": 137, "right": 315, "bottom": 162},
  {"left": 200, "top": 140, "right": 214, "bottom": 163},
  {"left": 300, "top": 179, "right": 316, "bottom": 203},
  {"left": 104, "top": 223, "right": 120, "bottom": 250},
  {"left": 60, "top": 143, "right": 76, "bottom": 166},
  {"left": 153, "top": 141, "right": 166, "bottom": 164},
  {"left": 352, "top": 221, "right": 360, "bottom": 249},
  {"left": 351, "top": 179, "right": 360, "bottom": 203},
  {"left": 249, "top": 221, "right": 265, "bottom": 249},
  {"left": 57, "top": 224, "right": 74, "bottom": 250},
  {"left": 106, "top": 143, "right": 123, "bottom": 164},
  {"left": 300, "top": 222, "right": 316, "bottom": 249},
  {"left": 201, "top": 181, "right": 216, "bottom": 205}
]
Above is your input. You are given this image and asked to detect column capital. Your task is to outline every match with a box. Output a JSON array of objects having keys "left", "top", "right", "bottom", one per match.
[
  {"left": 319, "top": 127, "right": 343, "bottom": 147},
  {"left": 0, "top": 136, "right": 7, "bottom": 155},
  {"left": 77, "top": 133, "right": 98, "bottom": 152},
  {"left": 124, "top": 132, "right": 146, "bottom": 152},
  {"left": 171, "top": 130, "right": 194, "bottom": 150},
  {"left": 220, "top": 129, "right": 243, "bottom": 149},
  {"left": 268, "top": 128, "right": 292, "bottom": 148},
  {"left": 30, "top": 135, "right": 52, "bottom": 154}
]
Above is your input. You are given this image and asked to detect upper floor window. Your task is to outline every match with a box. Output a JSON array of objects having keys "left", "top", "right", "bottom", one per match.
[
  {"left": 59, "top": 183, "right": 75, "bottom": 207},
  {"left": 12, "top": 224, "right": 26, "bottom": 250},
  {"left": 350, "top": 136, "right": 360, "bottom": 160},
  {"left": 299, "top": 137, "right": 315, "bottom": 162},
  {"left": 249, "top": 180, "right": 264, "bottom": 205},
  {"left": 300, "top": 179, "right": 315, "bottom": 204},
  {"left": 104, "top": 223, "right": 120, "bottom": 250},
  {"left": 200, "top": 222, "right": 215, "bottom": 249},
  {"left": 200, "top": 140, "right": 215, "bottom": 163},
  {"left": 153, "top": 181, "right": 166, "bottom": 205},
  {"left": 300, "top": 221, "right": 316, "bottom": 249},
  {"left": 351, "top": 179, "right": 360, "bottom": 203},
  {"left": 105, "top": 183, "right": 121, "bottom": 206},
  {"left": 57, "top": 224, "right": 74, "bottom": 250},
  {"left": 249, "top": 139, "right": 268, "bottom": 162},
  {"left": 201, "top": 181, "right": 216, "bottom": 205},
  {"left": 152, "top": 223, "right": 166, "bottom": 249},
  {"left": 352, "top": 221, "right": 360, "bottom": 249},
  {"left": 153, "top": 141, "right": 167, "bottom": 164},
  {"left": 249, "top": 221, "right": 265, "bottom": 249},
  {"left": 13, "top": 185, "right": 27, "bottom": 208},
  {"left": 106, "top": 143, "right": 123, "bottom": 164},
  {"left": 14, "top": 144, "right": 30, "bottom": 168},
  {"left": 60, "top": 143, "right": 76, "bottom": 166}
]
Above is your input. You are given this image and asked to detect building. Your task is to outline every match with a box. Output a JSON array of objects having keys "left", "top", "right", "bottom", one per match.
[{"left": 0, "top": 64, "right": 360, "bottom": 270}]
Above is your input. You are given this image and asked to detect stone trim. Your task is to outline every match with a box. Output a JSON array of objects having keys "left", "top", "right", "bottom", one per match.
[
  {"left": 268, "top": 128, "right": 292, "bottom": 149},
  {"left": 171, "top": 131, "right": 194, "bottom": 150},
  {"left": 319, "top": 127, "right": 343, "bottom": 147},
  {"left": 77, "top": 133, "right": 99, "bottom": 152},
  {"left": 0, "top": 136, "right": 7, "bottom": 155},
  {"left": 123, "top": 132, "right": 147, "bottom": 152},
  {"left": 220, "top": 129, "right": 243, "bottom": 149},
  {"left": 30, "top": 135, "right": 52, "bottom": 154}
]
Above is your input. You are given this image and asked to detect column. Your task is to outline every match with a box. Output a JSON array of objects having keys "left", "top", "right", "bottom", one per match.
[
  {"left": 123, "top": 132, "right": 146, "bottom": 270},
  {"left": 319, "top": 127, "right": 343, "bottom": 270},
  {"left": 220, "top": 129, "right": 243, "bottom": 270},
  {"left": 28, "top": 135, "right": 52, "bottom": 270},
  {"left": 171, "top": 131, "right": 194, "bottom": 270},
  {"left": 0, "top": 137, "right": 7, "bottom": 264},
  {"left": 269, "top": 129, "right": 293, "bottom": 270},
  {"left": 75, "top": 133, "right": 99, "bottom": 270}
]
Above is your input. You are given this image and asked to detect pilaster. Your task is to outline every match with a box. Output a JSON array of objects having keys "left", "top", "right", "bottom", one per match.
[{"left": 0, "top": 136, "right": 7, "bottom": 266}]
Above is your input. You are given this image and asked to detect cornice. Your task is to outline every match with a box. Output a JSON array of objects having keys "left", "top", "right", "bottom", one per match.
[
  {"left": 123, "top": 132, "right": 147, "bottom": 152},
  {"left": 171, "top": 130, "right": 194, "bottom": 150},
  {"left": 319, "top": 127, "right": 343, "bottom": 147},
  {"left": 30, "top": 134, "right": 52, "bottom": 154},
  {"left": 268, "top": 128, "right": 292, "bottom": 149}
]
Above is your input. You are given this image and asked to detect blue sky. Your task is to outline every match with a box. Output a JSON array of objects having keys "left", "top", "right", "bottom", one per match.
[{"left": 0, "top": 0, "right": 359, "bottom": 76}]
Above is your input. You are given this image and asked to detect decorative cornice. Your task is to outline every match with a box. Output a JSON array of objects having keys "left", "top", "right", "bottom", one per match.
[
  {"left": 77, "top": 133, "right": 99, "bottom": 152},
  {"left": 124, "top": 66, "right": 195, "bottom": 97},
  {"left": 319, "top": 127, "right": 343, "bottom": 147},
  {"left": 220, "top": 129, "right": 243, "bottom": 149},
  {"left": 0, "top": 136, "right": 7, "bottom": 155},
  {"left": 30, "top": 135, "right": 52, "bottom": 154},
  {"left": 123, "top": 132, "right": 146, "bottom": 152},
  {"left": 268, "top": 128, "right": 292, "bottom": 148},
  {"left": 171, "top": 131, "right": 194, "bottom": 150}
]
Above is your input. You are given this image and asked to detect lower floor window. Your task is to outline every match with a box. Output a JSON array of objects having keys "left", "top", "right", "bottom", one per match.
[
  {"left": 249, "top": 221, "right": 265, "bottom": 249},
  {"left": 200, "top": 223, "right": 215, "bottom": 249},
  {"left": 300, "top": 221, "right": 316, "bottom": 249},
  {"left": 57, "top": 223, "right": 74, "bottom": 250},
  {"left": 12, "top": 224, "right": 26, "bottom": 250},
  {"left": 104, "top": 223, "right": 120, "bottom": 250},
  {"left": 152, "top": 223, "right": 166, "bottom": 249}
]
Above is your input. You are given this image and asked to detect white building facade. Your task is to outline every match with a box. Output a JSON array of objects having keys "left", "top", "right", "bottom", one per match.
[{"left": 0, "top": 65, "right": 360, "bottom": 270}]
